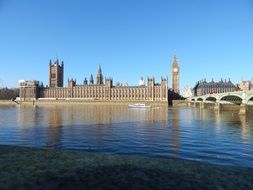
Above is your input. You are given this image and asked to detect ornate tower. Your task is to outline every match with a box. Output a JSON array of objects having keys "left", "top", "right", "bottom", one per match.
[
  {"left": 83, "top": 77, "right": 88, "bottom": 85},
  {"left": 19, "top": 80, "right": 40, "bottom": 101},
  {"left": 96, "top": 65, "right": 103, "bottom": 85},
  {"left": 147, "top": 77, "right": 155, "bottom": 101},
  {"left": 49, "top": 59, "right": 64, "bottom": 87},
  {"left": 172, "top": 55, "right": 180, "bottom": 93},
  {"left": 90, "top": 74, "right": 94, "bottom": 85},
  {"left": 161, "top": 77, "right": 168, "bottom": 101}
]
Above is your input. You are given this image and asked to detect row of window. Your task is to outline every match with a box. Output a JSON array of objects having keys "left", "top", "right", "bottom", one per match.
[
  {"left": 41, "top": 87, "right": 167, "bottom": 99},
  {"left": 196, "top": 87, "right": 235, "bottom": 96}
]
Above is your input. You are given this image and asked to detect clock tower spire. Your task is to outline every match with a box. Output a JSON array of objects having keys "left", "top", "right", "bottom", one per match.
[{"left": 172, "top": 55, "right": 180, "bottom": 93}]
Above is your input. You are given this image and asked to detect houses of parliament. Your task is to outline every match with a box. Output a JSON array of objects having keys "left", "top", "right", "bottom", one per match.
[{"left": 19, "top": 56, "right": 180, "bottom": 102}]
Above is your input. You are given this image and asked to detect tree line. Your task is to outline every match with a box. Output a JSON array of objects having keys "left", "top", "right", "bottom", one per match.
[{"left": 0, "top": 88, "right": 19, "bottom": 100}]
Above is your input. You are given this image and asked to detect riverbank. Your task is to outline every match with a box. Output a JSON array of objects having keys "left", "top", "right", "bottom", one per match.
[
  {"left": 0, "top": 145, "right": 252, "bottom": 189},
  {"left": 0, "top": 100, "right": 18, "bottom": 106},
  {"left": 17, "top": 99, "right": 169, "bottom": 106}
]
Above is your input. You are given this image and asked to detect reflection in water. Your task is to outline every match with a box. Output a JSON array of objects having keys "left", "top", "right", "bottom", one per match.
[
  {"left": 213, "top": 110, "right": 252, "bottom": 143},
  {"left": 47, "top": 106, "right": 63, "bottom": 147},
  {"left": 18, "top": 105, "right": 40, "bottom": 128},
  {"left": 48, "top": 105, "right": 63, "bottom": 128},
  {"left": 32, "top": 104, "right": 169, "bottom": 126},
  {"left": 215, "top": 110, "right": 221, "bottom": 129},
  {"left": 171, "top": 108, "right": 179, "bottom": 158},
  {"left": 0, "top": 104, "right": 253, "bottom": 167}
]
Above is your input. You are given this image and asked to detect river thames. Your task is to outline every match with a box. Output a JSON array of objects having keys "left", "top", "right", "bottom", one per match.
[{"left": 0, "top": 104, "right": 252, "bottom": 168}]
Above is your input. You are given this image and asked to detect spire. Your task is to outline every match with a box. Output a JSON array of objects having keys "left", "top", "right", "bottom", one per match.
[
  {"left": 172, "top": 54, "right": 179, "bottom": 66},
  {"left": 83, "top": 77, "right": 88, "bottom": 85},
  {"left": 90, "top": 74, "right": 94, "bottom": 84},
  {"left": 98, "top": 64, "right": 102, "bottom": 74},
  {"left": 96, "top": 64, "right": 103, "bottom": 85}
]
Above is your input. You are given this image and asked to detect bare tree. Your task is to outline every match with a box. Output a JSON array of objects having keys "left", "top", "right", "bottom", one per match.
[{"left": 0, "top": 88, "right": 19, "bottom": 100}]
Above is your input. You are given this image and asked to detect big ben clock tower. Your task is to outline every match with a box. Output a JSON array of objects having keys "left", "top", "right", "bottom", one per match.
[{"left": 172, "top": 55, "right": 180, "bottom": 93}]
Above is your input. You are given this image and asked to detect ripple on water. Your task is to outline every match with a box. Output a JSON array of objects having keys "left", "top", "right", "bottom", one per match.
[{"left": 0, "top": 105, "right": 253, "bottom": 168}]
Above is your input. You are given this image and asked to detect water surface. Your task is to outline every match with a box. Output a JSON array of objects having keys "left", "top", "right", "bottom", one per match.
[{"left": 0, "top": 104, "right": 253, "bottom": 167}]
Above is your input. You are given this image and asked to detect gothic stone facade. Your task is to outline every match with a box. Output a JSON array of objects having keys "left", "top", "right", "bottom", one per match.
[
  {"left": 49, "top": 59, "right": 64, "bottom": 87},
  {"left": 19, "top": 60, "right": 168, "bottom": 102},
  {"left": 19, "top": 80, "right": 40, "bottom": 101}
]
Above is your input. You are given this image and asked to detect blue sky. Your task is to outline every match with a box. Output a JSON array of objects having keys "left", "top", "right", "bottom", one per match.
[{"left": 0, "top": 0, "right": 253, "bottom": 88}]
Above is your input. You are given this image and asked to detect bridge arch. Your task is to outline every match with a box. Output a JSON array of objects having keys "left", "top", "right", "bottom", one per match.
[
  {"left": 205, "top": 96, "right": 217, "bottom": 102},
  {"left": 219, "top": 95, "right": 242, "bottom": 105},
  {"left": 246, "top": 95, "right": 253, "bottom": 104},
  {"left": 197, "top": 97, "right": 203, "bottom": 101},
  {"left": 219, "top": 94, "right": 242, "bottom": 101}
]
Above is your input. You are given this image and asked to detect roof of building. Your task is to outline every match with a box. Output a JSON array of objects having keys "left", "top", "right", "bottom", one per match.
[{"left": 193, "top": 79, "right": 235, "bottom": 90}]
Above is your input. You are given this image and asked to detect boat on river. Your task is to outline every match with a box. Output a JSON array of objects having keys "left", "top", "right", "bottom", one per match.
[{"left": 128, "top": 103, "right": 151, "bottom": 108}]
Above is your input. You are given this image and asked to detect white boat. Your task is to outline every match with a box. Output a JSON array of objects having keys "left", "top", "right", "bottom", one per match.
[{"left": 128, "top": 103, "right": 151, "bottom": 108}]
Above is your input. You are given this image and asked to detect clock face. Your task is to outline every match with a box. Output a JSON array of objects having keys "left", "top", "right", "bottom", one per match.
[{"left": 173, "top": 68, "right": 178, "bottom": 72}]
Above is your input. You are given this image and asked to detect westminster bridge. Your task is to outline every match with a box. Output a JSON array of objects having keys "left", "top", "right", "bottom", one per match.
[{"left": 187, "top": 90, "right": 253, "bottom": 115}]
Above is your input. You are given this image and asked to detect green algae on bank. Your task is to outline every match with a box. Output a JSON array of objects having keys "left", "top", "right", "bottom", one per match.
[{"left": 0, "top": 145, "right": 253, "bottom": 190}]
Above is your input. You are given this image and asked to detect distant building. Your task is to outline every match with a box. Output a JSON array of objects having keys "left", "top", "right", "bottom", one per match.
[
  {"left": 89, "top": 74, "right": 94, "bottom": 85},
  {"left": 238, "top": 79, "right": 253, "bottom": 90},
  {"left": 180, "top": 86, "right": 193, "bottom": 98},
  {"left": 139, "top": 77, "right": 145, "bottom": 86},
  {"left": 193, "top": 79, "right": 237, "bottom": 96},
  {"left": 171, "top": 55, "right": 180, "bottom": 93},
  {"left": 19, "top": 60, "right": 168, "bottom": 102},
  {"left": 83, "top": 77, "right": 88, "bottom": 85},
  {"left": 115, "top": 82, "right": 128, "bottom": 87}
]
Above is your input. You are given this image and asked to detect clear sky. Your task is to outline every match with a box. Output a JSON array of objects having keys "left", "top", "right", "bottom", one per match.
[{"left": 0, "top": 0, "right": 253, "bottom": 89}]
